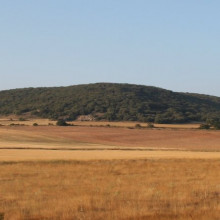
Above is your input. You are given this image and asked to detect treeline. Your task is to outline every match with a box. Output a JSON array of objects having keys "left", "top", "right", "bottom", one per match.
[{"left": 0, "top": 83, "right": 220, "bottom": 123}]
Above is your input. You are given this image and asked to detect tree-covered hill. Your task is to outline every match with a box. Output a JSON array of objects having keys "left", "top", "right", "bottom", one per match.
[{"left": 0, "top": 83, "right": 220, "bottom": 123}]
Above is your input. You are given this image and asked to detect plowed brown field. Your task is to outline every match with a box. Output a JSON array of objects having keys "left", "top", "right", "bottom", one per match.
[
  {"left": 1, "top": 126, "right": 220, "bottom": 150},
  {"left": 0, "top": 126, "right": 220, "bottom": 161}
]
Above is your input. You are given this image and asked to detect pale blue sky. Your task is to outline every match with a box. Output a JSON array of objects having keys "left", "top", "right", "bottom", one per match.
[{"left": 0, "top": 1, "right": 220, "bottom": 96}]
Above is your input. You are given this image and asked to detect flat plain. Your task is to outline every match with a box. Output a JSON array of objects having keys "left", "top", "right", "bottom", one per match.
[
  {"left": 0, "top": 124, "right": 220, "bottom": 219},
  {"left": 0, "top": 117, "right": 200, "bottom": 128}
]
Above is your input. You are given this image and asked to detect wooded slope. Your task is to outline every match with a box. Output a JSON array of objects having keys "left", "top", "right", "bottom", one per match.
[{"left": 0, "top": 83, "right": 220, "bottom": 123}]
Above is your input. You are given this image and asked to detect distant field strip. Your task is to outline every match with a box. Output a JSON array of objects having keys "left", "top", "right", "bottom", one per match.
[
  {"left": 1, "top": 126, "right": 220, "bottom": 161},
  {"left": 0, "top": 149, "right": 220, "bottom": 161},
  {"left": 0, "top": 118, "right": 201, "bottom": 128},
  {"left": 1, "top": 126, "right": 220, "bottom": 151}
]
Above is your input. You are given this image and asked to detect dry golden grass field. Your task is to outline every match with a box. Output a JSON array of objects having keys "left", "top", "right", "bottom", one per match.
[
  {"left": 0, "top": 160, "right": 219, "bottom": 220},
  {"left": 0, "top": 124, "right": 220, "bottom": 219}
]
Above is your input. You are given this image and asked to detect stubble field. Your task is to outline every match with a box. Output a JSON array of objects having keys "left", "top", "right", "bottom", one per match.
[
  {"left": 0, "top": 124, "right": 220, "bottom": 219},
  {"left": 0, "top": 159, "right": 220, "bottom": 220}
]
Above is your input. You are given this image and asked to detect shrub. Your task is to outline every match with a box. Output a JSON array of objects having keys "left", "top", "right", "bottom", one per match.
[
  {"left": 213, "top": 123, "right": 220, "bottom": 130},
  {"left": 147, "top": 122, "right": 154, "bottom": 128},
  {"left": 211, "top": 120, "right": 220, "bottom": 130},
  {"left": 56, "top": 119, "right": 68, "bottom": 126},
  {"left": 33, "top": 123, "right": 38, "bottom": 126},
  {"left": 199, "top": 123, "right": 211, "bottom": 129},
  {"left": 135, "top": 124, "right": 142, "bottom": 128},
  {"left": 206, "top": 118, "right": 220, "bottom": 130},
  {"left": 19, "top": 117, "right": 26, "bottom": 121}
]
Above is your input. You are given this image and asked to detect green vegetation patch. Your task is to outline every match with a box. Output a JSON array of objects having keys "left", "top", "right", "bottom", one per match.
[{"left": 0, "top": 83, "right": 220, "bottom": 123}]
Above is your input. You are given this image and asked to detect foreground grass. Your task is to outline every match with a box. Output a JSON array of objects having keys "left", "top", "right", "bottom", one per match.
[{"left": 0, "top": 159, "right": 219, "bottom": 220}]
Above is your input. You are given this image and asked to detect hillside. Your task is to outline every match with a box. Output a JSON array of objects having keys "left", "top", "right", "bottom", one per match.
[{"left": 0, "top": 83, "right": 220, "bottom": 123}]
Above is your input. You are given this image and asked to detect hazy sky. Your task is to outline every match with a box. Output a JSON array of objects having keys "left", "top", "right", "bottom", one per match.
[{"left": 1, "top": 1, "right": 220, "bottom": 96}]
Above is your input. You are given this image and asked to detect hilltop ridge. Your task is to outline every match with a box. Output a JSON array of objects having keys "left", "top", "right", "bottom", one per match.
[{"left": 0, "top": 83, "right": 220, "bottom": 123}]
